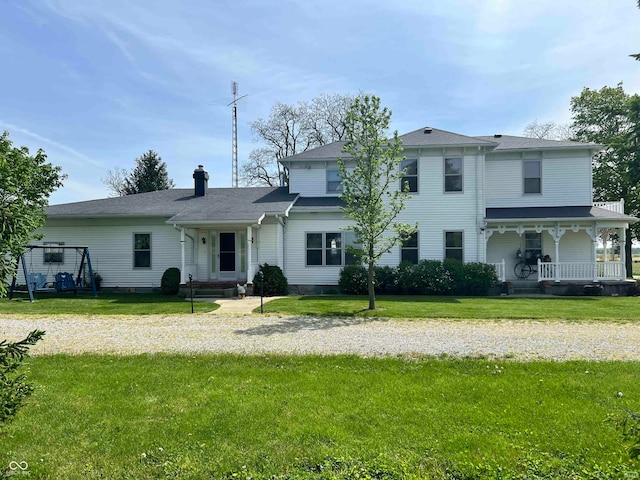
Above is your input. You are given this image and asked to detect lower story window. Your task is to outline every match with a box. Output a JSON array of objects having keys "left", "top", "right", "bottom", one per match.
[
  {"left": 445, "top": 231, "right": 463, "bottom": 262},
  {"left": 306, "top": 232, "right": 359, "bottom": 266},
  {"left": 134, "top": 233, "right": 151, "bottom": 268},
  {"left": 401, "top": 232, "right": 419, "bottom": 264},
  {"left": 43, "top": 242, "right": 64, "bottom": 263}
]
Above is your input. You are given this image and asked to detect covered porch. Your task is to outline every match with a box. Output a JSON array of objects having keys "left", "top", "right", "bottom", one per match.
[{"left": 484, "top": 203, "right": 637, "bottom": 283}]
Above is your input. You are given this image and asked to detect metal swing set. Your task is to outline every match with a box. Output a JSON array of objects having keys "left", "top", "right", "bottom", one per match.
[{"left": 8, "top": 245, "right": 97, "bottom": 302}]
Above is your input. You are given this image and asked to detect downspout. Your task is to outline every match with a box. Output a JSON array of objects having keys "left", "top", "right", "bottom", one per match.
[
  {"left": 275, "top": 214, "right": 286, "bottom": 274},
  {"left": 475, "top": 146, "right": 483, "bottom": 263}
]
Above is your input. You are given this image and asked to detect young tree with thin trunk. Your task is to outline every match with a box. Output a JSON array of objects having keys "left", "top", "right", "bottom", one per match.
[{"left": 338, "top": 95, "right": 416, "bottom": 310}]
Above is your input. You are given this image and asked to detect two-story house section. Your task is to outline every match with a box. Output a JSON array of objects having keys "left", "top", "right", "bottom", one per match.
[
  {"left": 479, "top": 134, "right": 636, "bottom": 282},
  {"left": 19, "top": 127, "right": 636, "bottom": 292},
  {"left": 281, "top": 128, "right": 636, "bottom": 287}
]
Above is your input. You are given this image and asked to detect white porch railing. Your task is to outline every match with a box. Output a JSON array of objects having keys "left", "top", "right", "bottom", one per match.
[
  {"left": 537, "top": 260, "right": 624, "bottom": 282},
  {"left": 594, "top": 199, "right": 625, "bottom": 214},
  {"left": 488, "top": 259, "right": 506, "bottom": 283}
]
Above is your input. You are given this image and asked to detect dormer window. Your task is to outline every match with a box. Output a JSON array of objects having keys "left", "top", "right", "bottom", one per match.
[{"left": 326, "top": 169, "right": 342, "bottom": 193}]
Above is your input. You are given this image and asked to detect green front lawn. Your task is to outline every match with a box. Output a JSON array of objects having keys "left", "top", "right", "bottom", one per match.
[
  {"left": 0, "top": 293, "right": 218, "bottom": 315},
  {"left": 260, "top": 295, "right": 640, "bottom": 321},
  {"left": 2, "top": 355, "right": 638, "bottom": 479}
]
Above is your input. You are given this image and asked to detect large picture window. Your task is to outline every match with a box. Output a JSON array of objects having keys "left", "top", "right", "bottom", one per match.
[
  {"left": 445, "top": 231, "right": 463, "bottom": 262},
  {"left": 400, "top": 158, "right": 418, "bottom": 193},
  {"left": 401, "top": 232, "right": 419, "bottom": 264},
  {"left": 444, "top": 157, "right": 463, "bottom": 192},
  {"left": 306, "top": 232, "right": 360, "bottom": 266},
  {"left": 43, "top": 242, "right": 64, "bottom": 263},
  {"left": 134, "top": 233, "right": 151, "bottom": 268},
  {"left": 523, "top": 160, "right": 541, "bottom": 194}
]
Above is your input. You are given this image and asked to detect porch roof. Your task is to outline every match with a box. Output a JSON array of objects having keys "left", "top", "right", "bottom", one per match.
[{"left": 486, "top": 206, "right": 638, "bottom": 223}]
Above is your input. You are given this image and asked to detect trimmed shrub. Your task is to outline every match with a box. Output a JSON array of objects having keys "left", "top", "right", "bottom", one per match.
[
  {"left": 161, "top": 267, "right": 181, "bottom": 295},
  {"left": 462, "top": 262, "right": 499, "bottom": 295},
  {"left": 339, "top": 265, "right": 368, "bottom": 295},
  {"left": 397, "top": 262, "right": 420, "bottom": 294},
  {"left": 415, "top": 260, "right": 454, "bottom": 295},
  {"left": 252, "top": 263, "right": 289, "bottom": 296},
  {"left": 443, "top": 258, "right": 465, "bottom": 295},
  {"left": 374, "top": 265, "right": 399, "bottom": 295}
]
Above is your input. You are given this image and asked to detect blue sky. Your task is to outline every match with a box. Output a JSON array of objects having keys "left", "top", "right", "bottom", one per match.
[{"left": 2, "top": 0, "right": 639, "bottom": 205}]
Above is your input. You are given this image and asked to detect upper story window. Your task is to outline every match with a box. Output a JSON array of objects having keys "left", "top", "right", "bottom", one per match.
[
  {"left": 43, "top": 242, "right": 64, "bottom": 263},
  {"left": 444, "top": 157, "right": 463, "bottom": 192},
  {"left": 326, "top": 169, "right": 342, "bottom": 193},
  {"left": 445, "top": 231, "right": 463, "bottom": 262},
  {"left": 400, "top": 158, "right": 418, "bottom": 193},
  {"left": 523, "top": 160, "right": 541, "bottom": 194},
  {"left": 133, "top": 233, "right": 151, "bottom": 268},
  {"left": 401, "top": 232, "right": 419, "bottom": 264}
]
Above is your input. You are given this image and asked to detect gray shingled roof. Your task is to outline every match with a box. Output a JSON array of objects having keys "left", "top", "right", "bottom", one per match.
[
  {"left": 284, "top": 141, "right": 349, "bottom": 161},
  {"left": 46, "top": 187, "right": 298, "bottom": 223},
  {"left": 399, "top": 127, "right": 498, "bottom": 148},
  {"left": 292, "top": 197, "right": 346, "bottom": 209},
  {"left": 281, "top": 128, "right": 600, "bottom": 163},
  {"left": 486, "top": 206, "right": 637, "bottom": 222},
  {"left": 476, "top": 135, "right": 600, "bottom": 151}
]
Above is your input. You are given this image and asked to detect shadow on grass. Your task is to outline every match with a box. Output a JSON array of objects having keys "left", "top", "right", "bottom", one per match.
[
  {"left": 234, "top": 315, "right": 382, "bottom": 336},
  {"left": 7, "top": 293, "right": 185, "bottom": 304},
  {"left": 294, "top": 295, "right": 463, "bottom": 304}
]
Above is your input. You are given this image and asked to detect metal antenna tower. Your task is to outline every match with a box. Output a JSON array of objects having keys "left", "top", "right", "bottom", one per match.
[{"left": 227, "top": 81, "right": 248, "bottom": 188}]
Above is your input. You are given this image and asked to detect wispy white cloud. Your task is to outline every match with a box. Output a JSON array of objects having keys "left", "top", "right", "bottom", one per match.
[{"left": 0, "top": 121, "right": 104, "bottom": 169}]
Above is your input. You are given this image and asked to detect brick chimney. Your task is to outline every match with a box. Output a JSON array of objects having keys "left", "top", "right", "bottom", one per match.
[{"left": 193, "top": 165, "right": 209, "bottom": 197}]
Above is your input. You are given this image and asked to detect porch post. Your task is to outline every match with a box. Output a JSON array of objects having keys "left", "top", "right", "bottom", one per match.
[
  {"left": 180, "top": 227, "right": 186, "bottom": 284},
  {"left": 592, "top": 237, "right": 599, "bottom": 283},
  {"left": 620, "top": 227, "right": 627, "bottom": 280},
  {"left": 246, "top": 226, "right": 253, "bottom": 283}
]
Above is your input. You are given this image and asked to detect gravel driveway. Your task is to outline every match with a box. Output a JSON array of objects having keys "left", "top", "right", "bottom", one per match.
[{"left": 1, "top": 315, "right": 639, "bottom": 361}]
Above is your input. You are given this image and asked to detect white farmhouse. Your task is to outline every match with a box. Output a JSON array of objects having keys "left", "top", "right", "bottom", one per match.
[{"left": 23, "top": 127, "right": 637, "bottom": 293}]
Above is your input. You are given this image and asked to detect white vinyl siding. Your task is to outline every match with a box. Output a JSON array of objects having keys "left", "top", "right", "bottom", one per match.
[
  {"left": 485, "top": 150, "right": 593, "bottom": 207},
  {"left": 288, "top": 164, "right": 328, "bottom": 196},
  {"left": 29, "top": 217, "right": 181, "bottom": 288}
]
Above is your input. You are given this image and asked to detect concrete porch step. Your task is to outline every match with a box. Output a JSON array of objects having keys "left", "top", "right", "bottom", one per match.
[{"left": 193, "top": 288, "right": 236, "bottom": 298}]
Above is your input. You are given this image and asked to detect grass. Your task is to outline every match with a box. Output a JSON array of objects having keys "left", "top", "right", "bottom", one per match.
[
  {"left": 259, "top": 295, "right": 640, "bottom": 321},
  {"left": 1, "top": 355, "right": 638, "bottom": 478},
  {"left": 0, "top": 292, "right": 218, "bottom": 316}
]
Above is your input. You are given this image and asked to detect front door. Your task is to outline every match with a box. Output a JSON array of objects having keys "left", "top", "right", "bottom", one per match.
[{"left": 219, "top": 232, "right": 236, "bottom": 280}]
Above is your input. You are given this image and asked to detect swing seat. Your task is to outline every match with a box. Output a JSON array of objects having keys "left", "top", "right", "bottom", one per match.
[
  {"left": 55, "top": 272, "right": 77, "bottom": 292},
  {"left": 28, "top": 273, "right": 49, "bottom": 290}
]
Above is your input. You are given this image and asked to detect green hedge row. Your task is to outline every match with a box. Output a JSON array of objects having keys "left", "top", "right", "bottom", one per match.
[{"left": 339, "top": 259, "right": 499, "bottom": 296}]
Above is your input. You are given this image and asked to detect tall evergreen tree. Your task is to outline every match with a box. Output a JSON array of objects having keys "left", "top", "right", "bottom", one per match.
[{"left": 104, "top": 150, "right": 174, "bottom": 196}]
